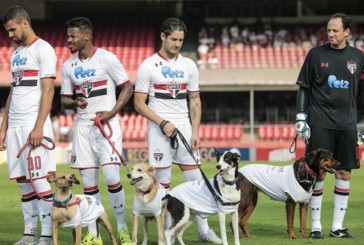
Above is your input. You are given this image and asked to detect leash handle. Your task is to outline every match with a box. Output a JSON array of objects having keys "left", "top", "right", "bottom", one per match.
[
  {"left": 17, "top": 136, "right": 56, "bottom": 158},
  {"left": 176, "top": 129, "right": 225, "bottom": 205},
  {"left": 94, "top": 114, "right": 128, "bottom": 167}
]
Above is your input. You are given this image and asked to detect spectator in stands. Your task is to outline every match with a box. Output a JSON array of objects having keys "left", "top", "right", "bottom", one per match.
[
  {"left": 295, "top": 13, "right": 364, "bottom": 239},
  {"left": 0, "top": 5, "right": 56, "bottom": 245},
  {"left": 134, "top": 17, "right": 223, "bottom": 244},
  {"left": 207, "top": 51, "right": 219, "bottom": 69},
  {"left": 60, "top": 17, "right": 133, "bottom": 244}
]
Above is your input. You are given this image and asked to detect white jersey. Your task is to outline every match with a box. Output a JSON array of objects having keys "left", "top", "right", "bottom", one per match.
[
  {"left": 239, "top": 164, "right": 312, "bottom": 203},
  {"left": 9, "top": 37, "right": 56, "bottom": 127},
  {"left": 134, "top": 52, "right": 199, "bottom": 125},
  {"left": 132, "top": 184, "right": 167, "bottom": 217},
  {"left": 169, "top": 179, "right": 239, "bottom": 218},
  {"left": 60, "top": 195, "right": 104, "bottom": 228},
  {"left": 61, "top": 48, "right": 129, "bottom": 125}
]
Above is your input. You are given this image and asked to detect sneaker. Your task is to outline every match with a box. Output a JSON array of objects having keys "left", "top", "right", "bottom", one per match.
[
  {"left": 198, "top": 229, "right": 223, "bottom": 244},
  {"left": 310, "top": 231, "right": 324, "bottom": 239},
  {"left": 38, "top": 236, "right": 52, "bottom": 245},
  {"left": 118, "top": 229, "right": 132, "bottom": 245},
  {"left": 329, "top": 228, "right": 354, "bottom": 238},
  {"left": 81, "top": 233, "right": 103, "bottom": 245},
  {"left": 14, "top": 235, "right": 37, "bottom": 245}
]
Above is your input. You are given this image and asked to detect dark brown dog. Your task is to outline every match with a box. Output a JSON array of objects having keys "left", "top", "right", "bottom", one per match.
[
  {"left": 237, "top": 149, "right": 339, "bottom": 239},
  {"left": 47, "top": 172, "right": 117, "bottom": 245}
]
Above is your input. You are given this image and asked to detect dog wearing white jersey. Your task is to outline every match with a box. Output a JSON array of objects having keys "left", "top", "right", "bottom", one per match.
[
  {"left": 47, "top": 172, "right": 117, "bottom": 245},
  {"left": 237, "top": 149, "right": 339, "bottom": 239},
  {"left": 128, "top": 163, "right": 167, "bottom": 245},
  {"left": 162, "top": 149, "right": 241, "bottom": 245}
]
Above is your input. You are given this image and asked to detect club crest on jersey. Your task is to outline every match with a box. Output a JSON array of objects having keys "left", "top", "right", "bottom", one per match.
[
  {"left": 80, "top": 82, "right": 93, "bottom": 97},
  {"left": 167, "top": 84, "right": 181, "bottom": 98},
  {"left": 154, "top": 152, "right": 163, "bottom": 162},
  {"left": 13, "top": 70, "right": 23, "bottom": 86},
  {"left": 347, "top": 60, "right": 357, "bottom": 74}
]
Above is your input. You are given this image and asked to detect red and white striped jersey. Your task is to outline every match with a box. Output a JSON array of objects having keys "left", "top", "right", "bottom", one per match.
[
  {"left": 134, "top": 52, "right": 199, "bottom": 125},
  {"left": 61, "top": 48, "right": 129, "bottom": 125},
  {"left": 9, "top": 37, "right": 56, "bottom": 127}
]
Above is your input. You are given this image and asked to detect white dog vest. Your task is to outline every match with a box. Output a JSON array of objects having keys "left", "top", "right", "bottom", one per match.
[
  {"left": 169, "top": 179, "right": 239, "bottom": 218},
  {"left": 60, "top": 195, "right": 104, "bottom": 228},
  {"left": 239, "top": 164, "right": 312, "bottom": 203},
  {"left": 132, "top": 184, "right": 167, "bottom": 217}
]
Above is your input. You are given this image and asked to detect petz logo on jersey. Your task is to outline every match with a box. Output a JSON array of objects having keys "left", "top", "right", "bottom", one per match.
[
  {"left": 161, "top": 66, "right": 184, "bottom": 79},
  {"left": 328, "top": 75, "right": 349, "bottom": 89},
  {"left": 74, "top": 66, "right": 96, "bottom": 79},
  {"left": 347, "top": 60, "right": 357, "bottom": 74},
  {"left": 12, "top": 55, "right": 27, "bottom": 67}
]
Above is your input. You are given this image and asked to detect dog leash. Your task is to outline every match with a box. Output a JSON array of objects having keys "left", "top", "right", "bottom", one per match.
[
  {"left": 17, "top": 136, "right": 55, "bottom": 202},
  {"left": 173, "top": 128, "right": 237, "bottom": 206},
  {"left": 94, "top": 114, "right": 128, "bottom": 170}
]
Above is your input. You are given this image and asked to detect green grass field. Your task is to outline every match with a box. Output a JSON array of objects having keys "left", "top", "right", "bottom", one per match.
[{"left": 0, "top": 162, "right": 363, "bottom": 245}]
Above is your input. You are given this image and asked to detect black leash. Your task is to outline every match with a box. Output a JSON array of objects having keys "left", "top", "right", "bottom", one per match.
[{"left": 173, "top": 128, "right": 238, "bottom": 206}]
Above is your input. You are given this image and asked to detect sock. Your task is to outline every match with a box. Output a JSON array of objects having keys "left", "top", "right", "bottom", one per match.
[
  {"left": 197, "top": 217, "right": 209, "bottom": 235},
  {"left": 182, "top": 169, "right": 209, "bottom": 235},
  {"left": 38, "top": 198, "right": 53, "bottom": 237},
  {"left": 332, "top": 179, "right": 350, "bottom": 231},
  {"left": 81, "top": 169, "right": 101, "bottom": 201},
  {"left": 310, "top": 181, "right": 324, "bottom": 232},
  {"left": 88, "top": 221, "right": 99, "bottom": 237},
  {"left": 155, "top": 168, "right": 171, "bottom": 188},
  {"left": 108, "top": 183, "right": 128, "bottom": 231},
  {"left": 182, "top": 168, "right": 202, "bottom": 181},
  {"left": 18, "top": 182, "right": 38, "bottom": 236}
]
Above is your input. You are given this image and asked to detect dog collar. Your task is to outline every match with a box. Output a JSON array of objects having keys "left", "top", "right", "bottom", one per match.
[
  {"left": 52, "top": 194, "right": 80, "bottom": 208},
  {"left": 304, "top": 162, "right": 316, "bottom": 176},
  {"left": 222, "top": 177, "right": 239, "bottom": 185},
  {"left": 138, "top": 184, "right": 153, "bottom": 195}
]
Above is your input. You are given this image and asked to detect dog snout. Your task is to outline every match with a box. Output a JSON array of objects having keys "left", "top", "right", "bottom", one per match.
[
  {"left": 127, "top": 172, "right": 131, "bottom": 179},
  {"left": 216, "top": 164, "right": 221, "bottom": 170}
]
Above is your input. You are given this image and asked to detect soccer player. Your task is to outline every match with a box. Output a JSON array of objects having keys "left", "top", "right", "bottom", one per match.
[
  {"left": 0, "top": 5, "right": 56, "bottom": 245},
  {"left": 295, "top": 13, "right": 364, "bottom": 239},
  {"left": 60, "top": 17, "right": 133, "bottom": 244},
  {"left": 134, "top": 17, "right": 222, "bottom": 244}
]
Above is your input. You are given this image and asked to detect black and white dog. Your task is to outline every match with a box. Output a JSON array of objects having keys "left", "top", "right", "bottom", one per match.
[{"left": 162, "top": 149, "right": 241, "bottom": 245}]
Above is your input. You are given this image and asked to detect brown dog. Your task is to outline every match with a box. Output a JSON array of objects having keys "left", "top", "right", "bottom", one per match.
[
  {"left": 237, "top": 149, "right": 339, "bottom": 239},
  {"left": 47, "top": 172, "right": 117, "bottom": 245},
  {"left": 127, "top": 163, "right": 166, "bottom": 245}
]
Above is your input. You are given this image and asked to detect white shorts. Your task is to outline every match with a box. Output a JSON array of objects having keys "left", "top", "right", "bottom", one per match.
[
  {"left": 6, "top": 126, "right": 56, "bottom": 180},
  {"left": 148, "top": 123, "right": 200, "bottom": 168},
  {"left": 70, "top": 120, "right": 123, "bottom": 169}
]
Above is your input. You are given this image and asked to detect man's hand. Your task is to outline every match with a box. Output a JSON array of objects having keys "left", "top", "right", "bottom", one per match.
[
  {"left": 295, "top": 113, "right": 310, "bottom": 143},
  {"left": 76, "top": 97, "right": 88, "bottom": 109}
]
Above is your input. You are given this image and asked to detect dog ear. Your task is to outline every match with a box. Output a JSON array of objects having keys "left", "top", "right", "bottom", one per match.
[
  {"left": 214, "top": 147, "right": 221, "bottom": 161},
  {"left": 232, "top": 153, "right": 240, "bottom": 162},
  {"left": 46, "top": 172, "right": 57, "bottom": 183},
  {"left": 306, "top": 150, "right": 318, "bottom": 166},
  {"left": 148, "top": 166, "right": 156, "bottom": 176},
  {"left": 71, "top": 174, "right": 80, "bottom": 185}
]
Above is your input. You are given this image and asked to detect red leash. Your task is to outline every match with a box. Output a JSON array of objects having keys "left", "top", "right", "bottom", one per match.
[
  {"left": 17, "top": 136, "right": 55, "bottom": 202},
  {"left": 94, "top": 114, "right": 128, "bottom": 167}
]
